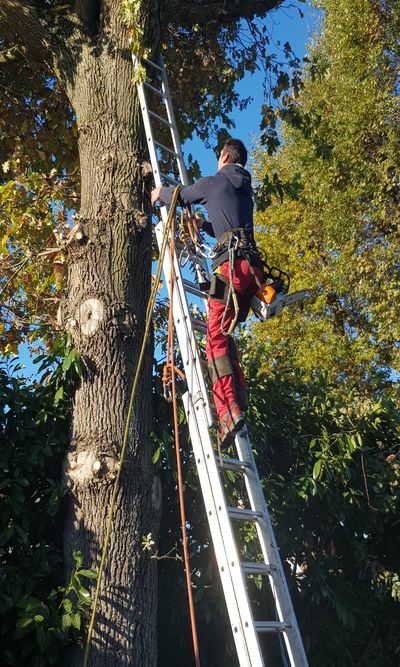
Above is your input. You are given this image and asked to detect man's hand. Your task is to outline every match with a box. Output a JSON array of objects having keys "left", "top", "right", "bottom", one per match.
[{"left": 151, "top": 184, "right": 162, "bottom": 206}]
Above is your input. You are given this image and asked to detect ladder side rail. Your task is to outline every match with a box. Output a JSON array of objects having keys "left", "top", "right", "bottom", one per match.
[
  {"left": 158, "top": 56, "right": 211, "bottom": 287},
  {"left": 133, "top": 61, "right": 164, "bottom": 187},
  {"left": 134, "top": 53, "right": 210, "bottom": 297},
  {"left": 234, "top": 430, "right": 309, "bottom": 667},
  {"left": 183, "top": 392, "right": 265, "bottom": 667},
  {"left": 158, "top": 55, "right": 190, "bottom": 187},
  {"left": 155, "top": 221, "right": 211, "bottom": 425}
]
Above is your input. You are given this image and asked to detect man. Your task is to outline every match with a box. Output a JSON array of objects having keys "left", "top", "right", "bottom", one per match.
[{"left": 151, "top": 138, "right": 264, "bottom": 443}]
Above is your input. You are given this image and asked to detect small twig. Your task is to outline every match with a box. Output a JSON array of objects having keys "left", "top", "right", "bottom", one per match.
[
  {"left": 0, "top": 256, "right": 31, "bottom": 300},
  {"left": 0, "top": 246, "right": 62, "bottom": 300},
  {"left": 150, "top": 547, "right": 183, "bottom": 562},
  {"left": 360, "top": 451, "right": 377, "bottom": 510},
  {"left": 37, "top": 247, "right": 61, "bottom": 257}
]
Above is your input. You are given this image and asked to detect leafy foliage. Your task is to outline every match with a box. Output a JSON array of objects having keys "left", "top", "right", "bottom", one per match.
[
  {"left": 0, "top": 20, "right": 78, "bottom": 353},
  {"left": 253, "top": 0, "right": 400, "bottom": 390},
  {"left": 0, "top": 338, "right": 96, "bottom": 666},
  {"left": 154, "top": 357, "right": 400, "bottom": 666},
  {"left": 246, "top": 363, "right": 400, "bottom": 666}
]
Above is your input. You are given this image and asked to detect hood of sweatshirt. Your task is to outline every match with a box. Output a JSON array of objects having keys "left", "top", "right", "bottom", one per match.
[{"left": 219, "top": 163, "right": 252, "bottom": 192}]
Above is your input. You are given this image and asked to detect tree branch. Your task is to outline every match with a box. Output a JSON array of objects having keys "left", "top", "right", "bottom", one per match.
[
  {"left": 0, "top": 0, "right": 52, "bottom": 66},
  {"left": 166, "top": 0, "right": 284, "bottom": 26}
]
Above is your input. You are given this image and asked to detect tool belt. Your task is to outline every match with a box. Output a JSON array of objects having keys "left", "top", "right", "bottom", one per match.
[
  {"left": 206, "top": 271, "right": 253, "bottom": 323},
  {"left": 199, "top": 227, "right": 292, "bottom": 331},
  {"left": 211, "top": 227, "right": 264, "bottom": 272},
  {"left": 197, "top": 229, "right": 264, "bottom": 324}
]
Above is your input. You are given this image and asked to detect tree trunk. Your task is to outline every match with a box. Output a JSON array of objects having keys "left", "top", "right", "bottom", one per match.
[
  {"left": 60, "top": 4, "right": 163, "bottom": 665},
  {"left": 0, "top": 1, "right": 283, "bottom": 664}
]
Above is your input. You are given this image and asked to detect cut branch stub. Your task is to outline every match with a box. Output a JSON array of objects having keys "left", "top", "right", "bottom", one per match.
[{"left": 75, "top": 298, "right": 105, "bottom": 337}]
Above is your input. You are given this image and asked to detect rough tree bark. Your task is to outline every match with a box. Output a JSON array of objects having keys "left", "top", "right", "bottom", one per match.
[
  {"left": 59, "top": 4, "right": 164, "bottom": 664},
  {"left": 0, "top": 0, "right": 281, "bottom": 664},
  {"left": 60, "top": 9, "right": 162, "bottom": 666}
]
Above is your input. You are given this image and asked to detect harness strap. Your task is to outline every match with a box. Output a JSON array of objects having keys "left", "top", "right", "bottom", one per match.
[{"left": 220, "top": 232, "right": 240, "bottom": 337}]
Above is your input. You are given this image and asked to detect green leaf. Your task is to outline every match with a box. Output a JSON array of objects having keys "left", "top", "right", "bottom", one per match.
[
  {"left": 79, "top": 569, "right": 98, "bottom": 579},
  {"left": 36, "top": 623, "right": 46, "bottom": 649},
  {"left": 0, "top": 525, "right": 14, "bottom": 546},
  {"left": 73, "top": 550, "right": 83, "bottom": 568},
  {"left": 312, "top": 459, "right": 322, "bottom": 480},
  {"left": 152, "top": 445, "right": 161, "bottom": 464},
  {"left": 71, "top": 613, "right": 81, "bottom": 630},
  {"left": 62, "top": 598, "right": 72, "bottom": 613},
  {"left": 77, "top": 586, "right": 91, "bottom": 605},
  {"left": 62, "top": 350, "right": 74, "bottom": 371},
  {"left": 74, "top": 360, "right": 82, "bottom": 378},
  {"left": 16, "top": 617, "right": 33, "bottom": 629},
  {"left": 61, "top": 613, "right": 71, "bottom": 630},
  {"left": 54, "top": 387, "right": 63, "bottom": 404},
  {"left": 15, "top": 525, "right": 28, "bottom": 544}
]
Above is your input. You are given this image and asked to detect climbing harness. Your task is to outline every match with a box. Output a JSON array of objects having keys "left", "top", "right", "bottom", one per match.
[
  {"left": 220, "top": 231, "right": 240, "bottom": 337},
  {"left": 206, "top": 227, "right": 308, "bottom": 327},
  {"left": 177, "top": 207, "right": 214, "bottom": 289}
]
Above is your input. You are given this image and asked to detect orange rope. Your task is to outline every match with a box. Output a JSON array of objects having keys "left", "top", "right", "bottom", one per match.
[
  {"left": 179, "top": 207, "right": 201, "bottom": 252},
  {"left": 165, "top": 208, "right": 201, "bottom": 667}
]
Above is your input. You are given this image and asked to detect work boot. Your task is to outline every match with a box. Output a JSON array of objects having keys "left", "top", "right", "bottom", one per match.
[{"left": 218, "top": 402, "right": 245, "bottom": 444}]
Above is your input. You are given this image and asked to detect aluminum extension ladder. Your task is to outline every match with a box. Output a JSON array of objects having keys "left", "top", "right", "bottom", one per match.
[{"left": 132, "top": 51, "right": 309, "bottom": 667}]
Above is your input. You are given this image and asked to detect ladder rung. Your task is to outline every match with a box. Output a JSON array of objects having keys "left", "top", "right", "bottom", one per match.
[
  {"left": 190, "top": 317, "right": 207, "bottom": 333},
  {"left": 142, "top": 58, "right": 162, "bottom": 72},
  {"left": 154, "top": 140, "right": 181, "bottom": 159},
  {"left": 160, "top": 172, "right": 181, "bottom": 186},
  {"left": 144, "top": 81, "right": 166, "bottom": 98},
  {"left": 254, "top": 621, "right": 290, "bottom": 633},
  {"left": 227, "top": 507, "right": 263, "bottom": 521},
  {"left": 241, "top": 562, "right": 277, "bottom": 575},
  {"left": 216, "top": 456, "right": 251, "bottom": 472},
  {"left": 183, "top": 279, "right": 208, "bottom": 299},
  {"left": 148, "top": 110, "right": 174, "bottom": 128}
]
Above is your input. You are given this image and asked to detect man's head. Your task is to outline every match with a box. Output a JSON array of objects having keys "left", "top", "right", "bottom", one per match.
[{"left": 218, "top": 138, "right": 248, "bottom": 171}]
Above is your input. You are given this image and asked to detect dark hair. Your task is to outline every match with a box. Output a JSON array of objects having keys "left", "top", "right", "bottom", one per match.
[{"left": 221, "top": 138, "right": 248, "bottom": 167}]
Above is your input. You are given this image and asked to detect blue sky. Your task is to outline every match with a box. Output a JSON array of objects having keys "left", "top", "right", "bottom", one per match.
[{"left": 14, "top": 1, "right": 320, "bottom": 377}]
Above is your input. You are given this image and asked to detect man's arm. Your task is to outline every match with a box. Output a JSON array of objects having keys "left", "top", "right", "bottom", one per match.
[
  {"left": 151, "top": 176, "right": 215, "bottom": 207},
  {"left": 151, "top": 177, "right": 216, "bottom": 238}
]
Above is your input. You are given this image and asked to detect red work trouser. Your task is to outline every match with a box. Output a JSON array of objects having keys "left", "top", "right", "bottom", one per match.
[{"left": 206, "top": 258, "right": 263, "bottom": 419}]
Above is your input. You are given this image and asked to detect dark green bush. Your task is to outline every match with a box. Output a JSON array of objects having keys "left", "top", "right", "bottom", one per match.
[{"left": 0, "top": 338, "right": 96, "bottom": 667}]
